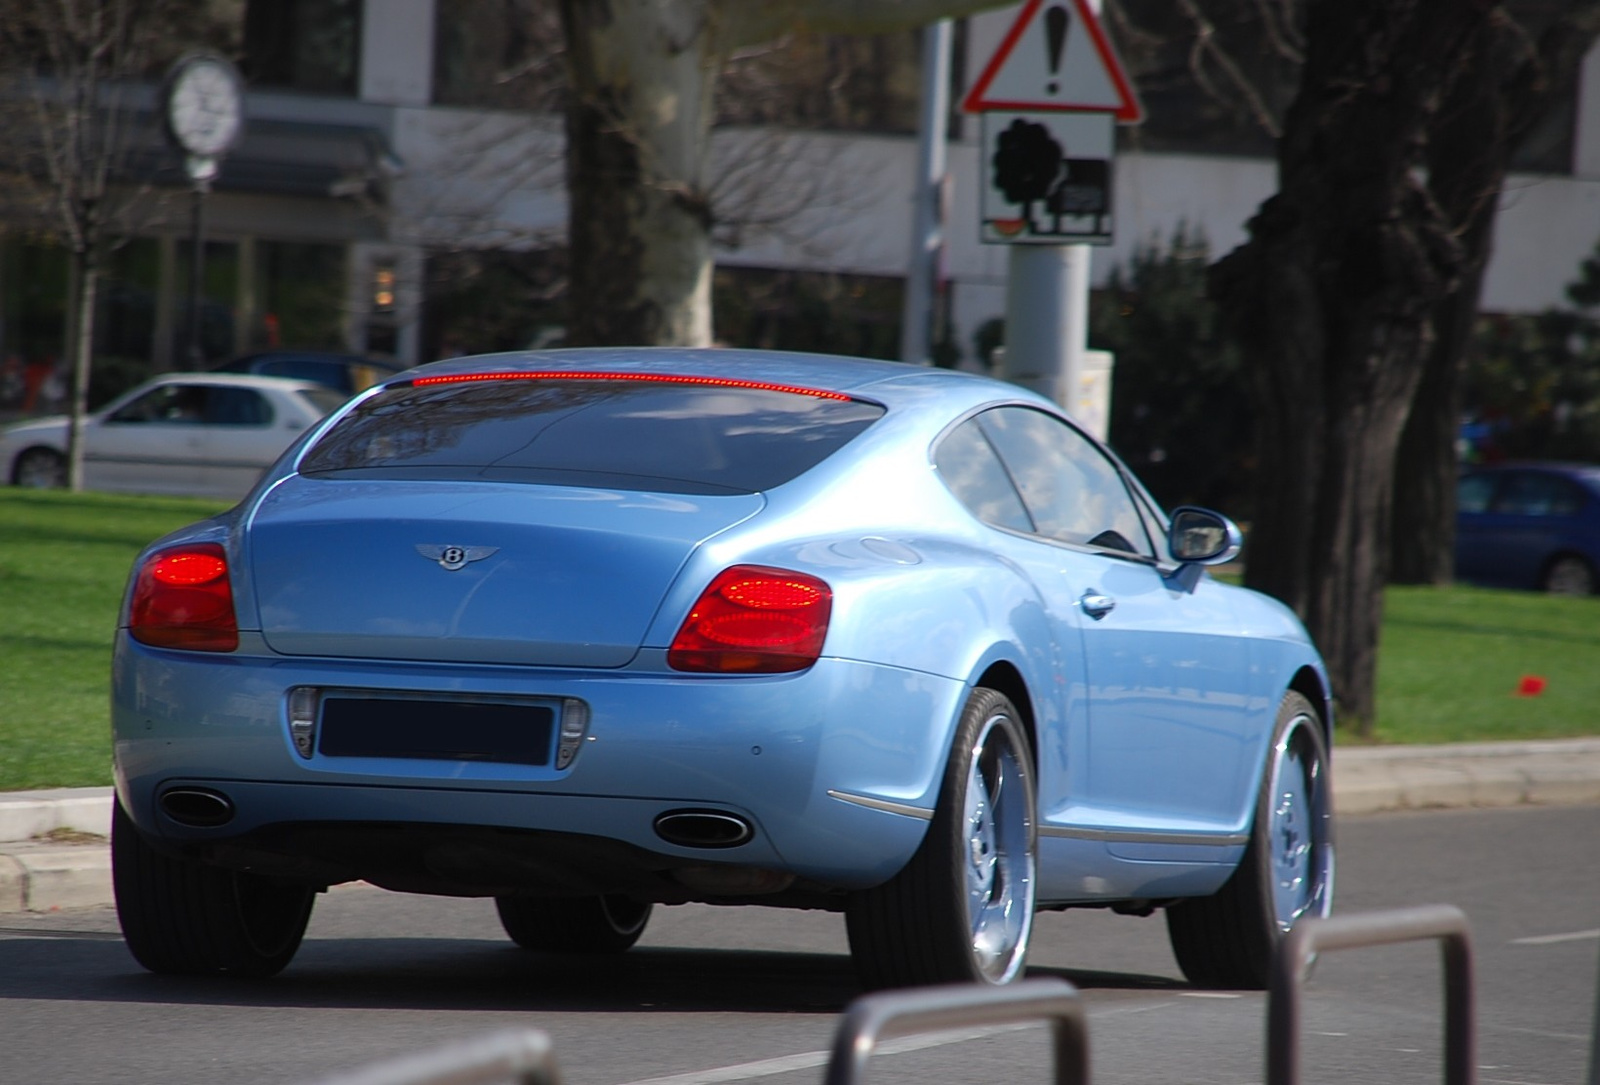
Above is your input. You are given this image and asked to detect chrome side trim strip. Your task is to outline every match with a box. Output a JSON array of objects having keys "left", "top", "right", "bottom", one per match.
[
  {"left": 1039, "top": 825, "right": 1249, "bottom": 846},
  {"left": 826, "top": 790, "right": 935, "bottom": 820}
]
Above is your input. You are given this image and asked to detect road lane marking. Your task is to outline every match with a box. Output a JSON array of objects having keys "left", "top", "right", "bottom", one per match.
[
  {"left": 1511, "top": 928, "right": 1600, "bottom": 945},
  {"left": 610, "top": 1001, "right": 1194, "bottom": 1085},
  {"left": 611, "top": 1024, "right": 1033, "bottom": 1085}
]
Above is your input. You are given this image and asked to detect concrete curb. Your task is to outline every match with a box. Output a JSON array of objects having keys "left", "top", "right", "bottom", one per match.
[
  {"left": 0, "top": 787, "right": 113, "bottom": 914},
  {"left": 1332, "top": 738, "right": 1600, "bottom": 814},
  {"left": 3, "top": 741, "right": 1598, "bottom": 914}
]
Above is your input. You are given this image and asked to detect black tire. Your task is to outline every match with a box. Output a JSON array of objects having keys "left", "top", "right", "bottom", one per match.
[
  {"left": 845, "top": 687, "right": 1037, "bottom": 989},
  {"left": 1541, "top": 554, "right": 1597, "bottom": 595},
  {"left": 111, "top": 801, "right": 315, "bottom": 977},
  {"left": 13, "top": 447, "right": 65, "bottom": 488},
  {"left": 1166, "top": 691, "right": 1334, "bottom": 989},
  {"left": 494, "top": 894, "right": 653, "bottom": 953}
]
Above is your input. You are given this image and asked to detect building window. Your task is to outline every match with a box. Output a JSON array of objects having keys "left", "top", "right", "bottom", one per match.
[
  {"left": 252, "top": 241, "right": 348, "bottom": 351},
  {"left": 243, "top": 0, "right": 361, "bottom": 96},
  {"left": 714, "top": 267, "right": 904, "bottom": 359},
  {"left": 719, "top": 31, "right": 925, "bottom": 135},
  {"left": 433, "top": 0, "right": 564, "bottom": 111}
]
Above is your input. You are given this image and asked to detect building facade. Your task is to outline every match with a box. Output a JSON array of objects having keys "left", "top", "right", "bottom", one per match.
[{"left": 3, "top": 0, "right": 1597, "bottom": 411}]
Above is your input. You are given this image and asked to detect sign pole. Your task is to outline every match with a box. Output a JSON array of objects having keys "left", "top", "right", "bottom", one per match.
[
  {"left": 964, "top": 0, "right": 1139, "bottom": 430},
  {"left": 1000, "top": 242, "right": 1090, "bottom": 412},
  {"left": 900, "top": 20, "right": 953, "bottom": 366}
]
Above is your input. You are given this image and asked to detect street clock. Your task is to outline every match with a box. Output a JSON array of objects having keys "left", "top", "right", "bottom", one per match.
[{"left": 162, "top": 53, "right": 244, "bottom": 162}]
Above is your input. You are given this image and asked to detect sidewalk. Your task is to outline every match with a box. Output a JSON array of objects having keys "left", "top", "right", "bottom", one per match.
[{"left": 4, "top": 738, "right": 1600, "bottom": 913}]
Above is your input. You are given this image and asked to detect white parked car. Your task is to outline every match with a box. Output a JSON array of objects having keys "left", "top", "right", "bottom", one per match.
[{"left": 1, "top": 372, "right": 348, "bottom": 499}]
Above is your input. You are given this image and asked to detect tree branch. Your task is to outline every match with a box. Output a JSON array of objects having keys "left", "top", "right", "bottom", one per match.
[{"left": 725, "top": 0, "right": 1012, "bottom": 49}]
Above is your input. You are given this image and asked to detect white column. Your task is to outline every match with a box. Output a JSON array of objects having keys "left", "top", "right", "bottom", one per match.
[
  {"left": 1572, "top": 40, "right": 1600, "bottom": 179},
  {"left": 359, "top": 0, "right": 435, "bottom": 106},
  {"left": 900, "top": 20, "right": 954, "bottom": 366}
]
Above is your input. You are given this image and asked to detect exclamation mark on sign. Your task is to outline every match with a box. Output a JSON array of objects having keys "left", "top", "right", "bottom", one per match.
[{"left": 1044, "top": 4, "right": 1070, "bottom": 96}]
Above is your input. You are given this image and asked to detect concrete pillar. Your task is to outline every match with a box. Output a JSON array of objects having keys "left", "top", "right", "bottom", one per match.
[{"left": 359, "top": 0, "right": 434, "bottom": 106}]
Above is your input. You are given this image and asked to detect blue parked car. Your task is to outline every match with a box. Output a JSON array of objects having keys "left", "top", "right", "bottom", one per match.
[
  {"left": 111, "top": 348, "right": 1333, "bottom": 990},
  {"left": 1456, "top": 462, "right": 1600, "bottom": 595}
]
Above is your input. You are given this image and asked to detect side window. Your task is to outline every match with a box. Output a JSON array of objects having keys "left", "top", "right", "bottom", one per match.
[
  {"left": 1493, "top": 472, "right": 1583, "bottom": 517},
  {"left": 977, "top": 407, "right": 1154, "bottom": 558},
  {"left": 1129, "top": 478, "right": 1173, "bottom": 561},
  {"left": 107, "top": 385, "right": 206, "bottom": 424},
  {"left": 1456, "top": 473, "right": 1496, "bottom": 514},
  {"left": 934, "top": 417, "right": 1033, "bottom": 532},
  {"left": 204, "top": 388, "right": 273, "bottom": 426}
]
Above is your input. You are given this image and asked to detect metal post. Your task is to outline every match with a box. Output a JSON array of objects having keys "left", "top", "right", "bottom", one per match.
[
  {"left": 824, "top": 978, "right": 1088, "bottom": 1085},
  {"left": 1587, "top": 943, "right": 1599, "bottom": 1085},
  {"left": 1000, "top": 242, "right": 1091, "bottom": 415},
  {"left": 1267, "top": 905, "right": 1476, "bottom": 1085},
  {"left": 900, "top": 20, "right": 953, "bottom": 366},
  {"left": 304, "top": 1029, "right": 561, "bottom": 1085},
  {"left": 183, "top": 154, "right": 218, "bottom": 370}
]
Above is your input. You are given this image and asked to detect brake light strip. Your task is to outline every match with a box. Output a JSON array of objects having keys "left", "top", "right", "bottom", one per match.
[{"left": 409, "top": 371, "right": 852, "bottom": 401}]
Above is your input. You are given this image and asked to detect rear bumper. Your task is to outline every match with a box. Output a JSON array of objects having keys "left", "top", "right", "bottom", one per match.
[{"left": 112, "top": 632, "right": 965, "bottom": 895}]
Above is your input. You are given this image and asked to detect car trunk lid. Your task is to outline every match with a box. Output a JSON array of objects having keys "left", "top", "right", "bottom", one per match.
[{"left": 248, "top": 480, "right": 763, "bottom": 666}]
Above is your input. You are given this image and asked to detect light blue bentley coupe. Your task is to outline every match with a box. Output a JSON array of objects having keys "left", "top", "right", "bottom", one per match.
[{"left": 111, "top": 348, "right": 1333, "bottom": 990}]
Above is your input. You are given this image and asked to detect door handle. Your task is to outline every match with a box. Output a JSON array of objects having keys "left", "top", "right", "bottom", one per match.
[{"left": 1080, "top": 591, "right": 1116, "bottom": 619}]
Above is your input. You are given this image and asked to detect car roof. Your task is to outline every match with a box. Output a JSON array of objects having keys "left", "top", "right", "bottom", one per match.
[
  {"left": 1465, "top": 462, "right": 1600, "bottom": 498},
  {"left": 393, "top": 347, "right": 1055, "bottom": 415},
  {"left": 148, "top": 370, "right": 328, "bottom": 388},
  {"left": 223, "top": 350, "right": 399, "bottom": 369},
  {"left": 123, "top": 371, "right": 335, "bottom": 397}
]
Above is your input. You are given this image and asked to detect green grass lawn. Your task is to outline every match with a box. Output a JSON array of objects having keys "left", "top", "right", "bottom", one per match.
[
  {"left": 1373, "top": 583, "right": 1600, "bottom": 745},
  {"left": 0, "top": 489, "right": 1596, "bottom": 790},
  {"left": 1, "top": 489, "right": 228, "bottom": 790}
]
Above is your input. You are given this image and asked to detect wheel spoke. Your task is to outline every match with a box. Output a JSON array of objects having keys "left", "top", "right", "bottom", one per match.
[
  {"left": 963, "top": 716, "right": 1035, "bottom": 982},
  {"left": 1268, "top": 718, "right": 1332, "bottom": 930}
]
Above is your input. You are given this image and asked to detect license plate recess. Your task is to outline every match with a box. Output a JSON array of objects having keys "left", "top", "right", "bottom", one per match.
[{"left": 318, "top": 695, "right": 555, "bottom": 765}]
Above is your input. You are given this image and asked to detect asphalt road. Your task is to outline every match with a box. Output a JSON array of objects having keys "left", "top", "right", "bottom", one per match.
[{"left": 1, "top": 805, "right": 1596, "bottom": 1085}]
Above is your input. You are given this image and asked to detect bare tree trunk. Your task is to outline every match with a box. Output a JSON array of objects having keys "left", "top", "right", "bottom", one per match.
[
  {"left": 65, "top": 243, "right": 98, "bottom": 492},
  {"left": 1390, "top": 4, "right": 1600, "bottom": 584},
  {"left": 556, "top": 0, "right": 1011, "bottom": 347},
  {"left": 559, "top": 0, "right": 721, "bottom": 346},
  {"left": 1389, "top": 237, "right": 1487, "bottom": 586},
  {"left": 1212, "top": 0, "right": 1490, "bottom": 734}
]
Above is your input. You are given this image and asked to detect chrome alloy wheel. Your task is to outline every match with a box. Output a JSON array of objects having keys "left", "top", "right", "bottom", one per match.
[
  {"left": 1264, "top": 711, "right": 1334, "bottom": 931},
  {"left": 961, "top": 712, "right": 1036, "bottom": 983}
]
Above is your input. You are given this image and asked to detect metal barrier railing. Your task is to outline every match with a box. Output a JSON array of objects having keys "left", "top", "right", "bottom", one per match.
[
  {"left": 296, "top": 906, "right": 1516, "bottom": 1085},
  {"left": 822, "top": 977, "right": 1087, "bottom": 1085},
  {"left": 1268, "top": 904, "right": 1475, "bottom": 1085},
  {"left": 304, "top": 1029, "right": 560, "bottom": 1085},
  {"left": 1589, "top": 947, "right": 1600, "bottom": 1085}
]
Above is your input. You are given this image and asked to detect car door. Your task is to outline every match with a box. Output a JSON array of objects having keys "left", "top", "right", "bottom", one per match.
[
  {"left": 975, "top": 406, "right": 1256, "bottom": 832},
  {"left": 1458, "top": 469, "right": 1586, "bottom": 588},
  {"left": 191, "top": 385, "right": 302, "bottom": 498},
  {"left": 87, "top": 383, "right": 209, "bottom": 494},
  {"left": 1453, "top": 470, "right": 1503, "bottom": 583}
]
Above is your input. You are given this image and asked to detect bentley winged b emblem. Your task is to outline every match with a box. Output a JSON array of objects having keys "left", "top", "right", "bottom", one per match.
[{"left": 415, "top": 544, "right": 499, "bottom": 571}]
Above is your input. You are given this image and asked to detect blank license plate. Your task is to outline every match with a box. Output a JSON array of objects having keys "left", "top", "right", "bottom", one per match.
[{"left": 318, "top": 697, "right": 554, "bottom": 765}]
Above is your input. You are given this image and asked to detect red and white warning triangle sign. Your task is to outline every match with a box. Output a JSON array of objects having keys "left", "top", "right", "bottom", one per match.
[{"left": 962, "top": 0, "right": 1144, "bottom": 122}]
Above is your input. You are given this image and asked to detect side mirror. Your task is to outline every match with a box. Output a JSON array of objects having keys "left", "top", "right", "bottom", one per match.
[{"left": 1168, "top": 506, "right": 1242, "bottom": 566}]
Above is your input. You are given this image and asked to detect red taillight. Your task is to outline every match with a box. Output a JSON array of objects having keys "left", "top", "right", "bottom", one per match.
[
  {"left": 668, "top": 565, "right": 832, "bottom": 674},
  {"left": 129, "top": 543, "right": 238, "bottom": 652}
]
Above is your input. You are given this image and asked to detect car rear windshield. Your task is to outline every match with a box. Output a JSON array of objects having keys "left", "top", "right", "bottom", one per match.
[{"left": 298, "top": 376, "right": 885, "bottom": 494}]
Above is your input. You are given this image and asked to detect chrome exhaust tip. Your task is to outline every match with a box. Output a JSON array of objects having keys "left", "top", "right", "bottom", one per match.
[
  {"left": 158, "top": 787, "right": 235, "bottom": 828},
  {"left": 653, "top": 810, "right": 754, "bottom": 849}
]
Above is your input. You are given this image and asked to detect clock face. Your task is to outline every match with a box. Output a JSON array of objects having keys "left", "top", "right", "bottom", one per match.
[{"left": 167, "top": 57, "right": 242, "bottom": 158}]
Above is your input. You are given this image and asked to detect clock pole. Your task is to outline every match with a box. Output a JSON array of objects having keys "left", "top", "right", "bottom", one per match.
[
  {"left": 184, "top": 156, "right": 217, "bottom": 371},
  {"left": 160, "top": 53, "right": 244, "bottom": 371}
]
